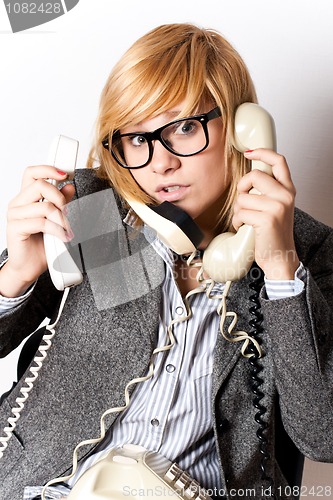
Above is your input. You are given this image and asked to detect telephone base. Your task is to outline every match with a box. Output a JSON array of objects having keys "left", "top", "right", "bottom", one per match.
[{"left": 67, "top": 444, "right": 212, "bottom": 499}]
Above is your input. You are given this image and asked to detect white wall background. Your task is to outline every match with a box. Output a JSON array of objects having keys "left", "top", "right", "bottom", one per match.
[{"left": 0, "top": 0, "right": 332, "bottom": 495}]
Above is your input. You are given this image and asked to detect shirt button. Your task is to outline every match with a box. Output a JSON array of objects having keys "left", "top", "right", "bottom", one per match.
[
  {"left": 166, "top": 364, "right": 176, "bottom": 373},
  {"left": 175, "top": 306, "right": 184, "bottom": 315},
  {"left": 217, "top": 418, "right": 230, "bottom": 435},
  {"left": 151, "top": 418, "right": 160, "bottom": 427}
]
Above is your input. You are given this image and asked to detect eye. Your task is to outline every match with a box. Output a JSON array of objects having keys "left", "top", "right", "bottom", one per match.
[
  {"left": 127, "top": 135, "right": 147, "bottom": 147},
  {"left": 174, "top": 119, "right": 198, "bottom": 135},
  {"left": 130, "top": 135, "right": 147, "bottom": 147}
]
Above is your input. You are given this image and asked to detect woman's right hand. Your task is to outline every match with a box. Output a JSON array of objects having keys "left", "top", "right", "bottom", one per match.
[{"left": 0, "top": 165, "right": 75, "bottom": 297}]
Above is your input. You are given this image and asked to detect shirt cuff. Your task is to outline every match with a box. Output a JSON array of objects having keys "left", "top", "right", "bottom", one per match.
[
  {"left": 0, "top": 284, "right": 36, "bottom": 313},
  {"left": 264, "top": 262, "right": 307, "bottom": 300},
  {"left": 0, "top": 259, "right": 36, "bottom": 313}
]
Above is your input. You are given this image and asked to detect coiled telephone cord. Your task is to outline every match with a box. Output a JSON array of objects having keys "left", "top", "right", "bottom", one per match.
[
  {"left": 0, "top": 287, "right": 71, "bottom": 459},
  {"left": 246, "top": 269, "right": 276, "bottom": 498}
]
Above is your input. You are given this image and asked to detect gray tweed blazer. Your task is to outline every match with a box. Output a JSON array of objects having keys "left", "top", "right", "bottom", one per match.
[{"left": 0, "top": 168, "right": 332, "bottom": 500}]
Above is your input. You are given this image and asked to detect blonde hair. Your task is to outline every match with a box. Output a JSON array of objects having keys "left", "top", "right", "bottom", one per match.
[{"left": 87, "top": 23, "right": 257, "bottom": 231}]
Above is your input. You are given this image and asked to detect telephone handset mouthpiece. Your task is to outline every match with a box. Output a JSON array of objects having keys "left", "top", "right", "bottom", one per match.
[
  {"left": 43, "top": 135, "right": 83, "bottom": 291},
  {"left": 125, "top": 197, "right": 204, "bottom": 255}
]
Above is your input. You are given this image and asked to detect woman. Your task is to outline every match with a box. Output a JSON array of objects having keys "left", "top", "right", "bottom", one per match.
[{"left": 0, "top": 23, "right": 332, "bottom": 500}]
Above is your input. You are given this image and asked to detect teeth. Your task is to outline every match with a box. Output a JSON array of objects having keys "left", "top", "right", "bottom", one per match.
[{"left": 164, "top": 186, "right": 181, "bottom": 192}]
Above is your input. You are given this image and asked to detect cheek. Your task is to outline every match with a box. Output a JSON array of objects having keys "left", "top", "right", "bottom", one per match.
[
  {"left": 130, "top": 170, "right": 150, "bottom": 191},
  {"left": 201, "top": 158, "right": 228, "bottom": 190}
]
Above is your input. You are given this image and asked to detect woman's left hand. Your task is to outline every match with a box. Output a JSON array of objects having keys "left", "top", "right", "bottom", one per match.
[{"left": 232, "top": 148, "right": 300, "bottom": 280}]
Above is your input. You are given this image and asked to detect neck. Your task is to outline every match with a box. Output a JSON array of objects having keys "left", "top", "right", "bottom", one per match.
[
  {"left": 194, "top": 194, "right": 230, "bottom": 249},
  {"left": 195, "top": 217, "right": 225, "bottom": 251}
]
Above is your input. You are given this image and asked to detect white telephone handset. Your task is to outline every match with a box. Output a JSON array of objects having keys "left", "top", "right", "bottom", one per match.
[
  {"left": 0, "top": 137, "right": 83, "bottom": 462},
  {"left": 43, "top": 135, "right": 83, "bottom": 290}
]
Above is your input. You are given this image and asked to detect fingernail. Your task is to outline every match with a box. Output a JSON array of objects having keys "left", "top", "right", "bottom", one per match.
[
  {"left": 66, "top": 228, "right": 74, "bottom": 240},
  {"left": 57, "top": 170, "right": 67, "bottom": 176},
  {"left": 244, "top": 150, "right": 254, "bottom": 154}
]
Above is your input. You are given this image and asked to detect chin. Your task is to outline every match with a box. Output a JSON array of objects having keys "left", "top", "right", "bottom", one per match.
[{"left": 173, "top": 202, "right": 198, "bottom": 219}]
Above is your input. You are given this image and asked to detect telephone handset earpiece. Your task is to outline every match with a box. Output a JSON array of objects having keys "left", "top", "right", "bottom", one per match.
[
  {"left": 232, "top": 102, "right": 276, "bottom": 174},
  {"left": 202, "top": 103, "right": 277, "bottom": 282}
]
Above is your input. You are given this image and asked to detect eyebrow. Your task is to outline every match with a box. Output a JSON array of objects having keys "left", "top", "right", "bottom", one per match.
[
  {"left": 140, "top": 110, "right": 181, "bottom": 125},
  {"left": 165, "top": 110, "right": 181, "bottom": 118},
  {"left": 122, "top": 110, "right": 184, "bottom": 134}
]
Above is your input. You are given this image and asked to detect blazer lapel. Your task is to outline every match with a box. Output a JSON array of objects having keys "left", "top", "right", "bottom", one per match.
[{"left": 211, "top": 275, "right": 254, "bottom": 399}]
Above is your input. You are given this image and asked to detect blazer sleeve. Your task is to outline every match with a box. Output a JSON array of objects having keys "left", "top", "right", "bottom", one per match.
[
  {"left": 0, "top": 250, "right": 62, "bottom": 358},
  {"left": 260, "top": 216, "right": 333, "bottom": 462}
]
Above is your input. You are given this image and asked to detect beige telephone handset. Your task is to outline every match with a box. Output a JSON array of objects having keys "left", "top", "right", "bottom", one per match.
[
  {"left": 126, "top": 103, "right": 276, "bottom": 282},
  {"left": 203, "top": 102, "right": 276, "bottom": 282},
  {"left": 67, "top": 444, "right": 212, "bottom": 499}
]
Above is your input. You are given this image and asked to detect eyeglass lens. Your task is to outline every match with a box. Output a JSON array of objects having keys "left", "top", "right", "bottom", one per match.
[{"left": 112, "top": 117, "right": 207, "bottom": 168}]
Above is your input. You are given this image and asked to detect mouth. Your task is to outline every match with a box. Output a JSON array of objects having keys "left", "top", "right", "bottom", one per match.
[
  {"left": 155, "top": 184, "right": 189, "bottom": 202},
  {"left": 161, "top": 185, "right": 182, "bottom": 193}
]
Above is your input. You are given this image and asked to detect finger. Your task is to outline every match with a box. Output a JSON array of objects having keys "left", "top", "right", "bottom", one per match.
[
  {"left": 237, "top": 169, "right": 276, "bottom": 195},
  {"left": 8, "top": 202, "right": 71, "bottom": 233},
  {"left": 21, "top": 165, "right": 69, "bottom": 190},
  {"left": 7, "top": 218, "right": 72, "bottom": 243},
  {"left": 233, "top": 194, "right": 296, "bottom": 231},
  {"left": 234, "top": 192, "right": 274, "bottom": 213},
  {"left": 236, "top": 171, "right": 296, "bottom": 210},
  {"left": 235, "top": 192, "right": 294, "bottom": 224},
  {"left": 244, "top": 149, "right": 295, "bottom": 191},
  {"left": 232, "top": 208, "right": 273, "bottom": 233},
  {"left": 9, "top": 178, "right": 68, "bottom": 210},
  {"left": 237, "top": 169, "right": 296, "bottom": 204},
  {"left": 60, "top": 183, "right": 75, "bottom": 205}
]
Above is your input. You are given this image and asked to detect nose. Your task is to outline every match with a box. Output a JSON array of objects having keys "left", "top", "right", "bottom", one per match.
[{"left": 149, "top": 140, "right": 181, "bottom": 174}]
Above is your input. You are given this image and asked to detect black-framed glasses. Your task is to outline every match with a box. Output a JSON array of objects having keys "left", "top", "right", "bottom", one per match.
[{"left": 102, "top": 106, "right": 222, "bottom": 169}]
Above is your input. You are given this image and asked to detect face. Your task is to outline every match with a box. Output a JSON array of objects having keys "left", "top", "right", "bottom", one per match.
[{"left": 124, "top": 103, "right": 229, "bottom": 237}]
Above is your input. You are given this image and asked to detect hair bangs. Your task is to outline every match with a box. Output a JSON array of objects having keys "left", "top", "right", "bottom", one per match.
[{"left": 110, "top": 44, "right": 209, "bottom": 129}]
